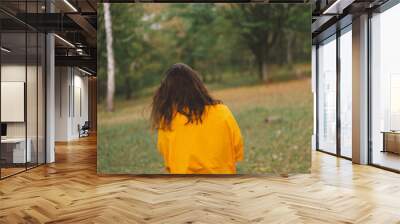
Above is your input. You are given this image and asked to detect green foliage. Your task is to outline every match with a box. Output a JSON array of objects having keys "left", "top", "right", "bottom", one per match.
[
  {"left": 98, "top": 4, "right": 311, "bottom": 101},
  {"left": 226, "top": 4, "right": 311, "bottom": 78}
]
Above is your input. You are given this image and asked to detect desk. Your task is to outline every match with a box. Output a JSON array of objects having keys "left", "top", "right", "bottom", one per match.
[
  {"left": 1, "top": 138, "right": 31, "bottom": 163},
  {"left": 382, "top": 131, "right": 400, "bottom": 155}
]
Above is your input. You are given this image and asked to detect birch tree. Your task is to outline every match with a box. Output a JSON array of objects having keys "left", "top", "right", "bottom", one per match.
[{"left": 104, "top": 3, "right": 115, "bottom": 112}]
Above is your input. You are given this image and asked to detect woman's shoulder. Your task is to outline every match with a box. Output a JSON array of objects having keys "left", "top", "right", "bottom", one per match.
[{"left": 207, "top": 103, "right": 232, "bottom": 116}]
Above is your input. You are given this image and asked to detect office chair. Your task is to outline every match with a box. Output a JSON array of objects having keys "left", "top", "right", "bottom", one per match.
[{"left": 79, "top": 121, "right": 90, "bottom": 138}]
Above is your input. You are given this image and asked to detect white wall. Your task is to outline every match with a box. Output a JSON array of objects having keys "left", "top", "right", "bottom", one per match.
[
  {"left": 1, "top": 65, "right": 26, "bottom": 140},
  {"left": 1, "top": 65, "right": 34, "bottom": 138},
  {"left": 55, "top": 67, "right": 89, "bottom": 141},
  {"left": 71, "top": 72, "right": 89, "bottom": 138},
  {"left": 1, "top": 63, "right": 46, "bottom": 164},
  {"left": 55, "top": 66, "right": 70, "bottom": 141}
]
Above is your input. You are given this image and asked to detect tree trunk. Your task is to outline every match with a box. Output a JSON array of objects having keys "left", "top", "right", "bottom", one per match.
[
  {"left": 257, "top": 59, "right": 262, "bottom": 81},
  {"left": 104, "top": 3, "right": 115, "bottom": 112},
  {"left": 286, "top": 32, "right": 293, "bottom": 66},
  {"left": 262, "top": 60, "right": 268, "bottom": 82},
  {"left": 125, "top": 62, "right": 137, "bottom": 100},
  {"left": 124, "top": 73, "right": 132, "bottom": 100},
  {"left": 257, "top": 52, "right": 269, "bottom": 82}
]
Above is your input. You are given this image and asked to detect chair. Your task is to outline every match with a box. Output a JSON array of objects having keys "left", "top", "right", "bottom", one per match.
[{"left": 79, "top": 121, "right": 90, "bottom": 138}]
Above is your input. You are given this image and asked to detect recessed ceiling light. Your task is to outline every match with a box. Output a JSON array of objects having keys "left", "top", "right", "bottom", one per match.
[
  {"left": 322, "top": 0, "right": 354, "bottom": 15},
  {"left": 1, "top": 47, "right": 11, "bottom": 53},
  {"left": 78, "top": 67, "right": 93, "bottom": 76},
  {"left": 54, "top": 34, "right": 75, "bottom": 48},
  {"left": 63, "top": 0, "right": 78, "bottom": 12}
]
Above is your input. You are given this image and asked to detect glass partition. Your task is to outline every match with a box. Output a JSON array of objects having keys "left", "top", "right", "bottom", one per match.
[
  {"left": 1, "top": 31, "right": 28, "bottom": 177},
  {"left": 317, "top": 35, "right": 337, "bottom": 154},
  {"left": 0, "top": 1, "right": 46, "bottom": 179}
]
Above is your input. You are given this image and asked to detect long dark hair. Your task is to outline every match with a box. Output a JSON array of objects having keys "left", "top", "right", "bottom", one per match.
[{"left": 151, "top": 63, "right": 221, "bottom": 130}]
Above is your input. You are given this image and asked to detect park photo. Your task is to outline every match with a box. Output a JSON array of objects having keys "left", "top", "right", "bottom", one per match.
[{"left": 97, "top": 3, "right": 312, "bottom": 174}]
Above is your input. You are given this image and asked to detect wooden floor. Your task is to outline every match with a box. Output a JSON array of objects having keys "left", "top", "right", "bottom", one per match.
[
  {"left": 372, "top": 150, "right": 400, "bottom": 171},
  {"left": 0, "top": 167, "right": 26, "bottom": 178},
  {"left": 0, "top": 135, "right": 400, "bottom": 223}
]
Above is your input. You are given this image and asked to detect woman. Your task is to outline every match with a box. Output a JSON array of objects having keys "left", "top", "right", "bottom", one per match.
[{"left": 151, "top": 63, "right": 244, "bottom": 174}]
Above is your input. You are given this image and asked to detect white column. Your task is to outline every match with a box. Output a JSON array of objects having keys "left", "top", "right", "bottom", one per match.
[
  {"left": 46, "top": 32, "right": 55, "bottom": 163},
  {"left": 45, "top": 0, "right": 55, "bottom": 164},
  {"left": 352, "top": 14, "right": 369, "bottom": 164}
]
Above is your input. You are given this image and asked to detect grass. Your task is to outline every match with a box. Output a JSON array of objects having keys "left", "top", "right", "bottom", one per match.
[{"left": 98, "top": 77, "right": 312, "bottom": 174}]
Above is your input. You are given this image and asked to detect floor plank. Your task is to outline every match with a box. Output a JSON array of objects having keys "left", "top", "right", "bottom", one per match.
[{"left": 0, "top": 135, "right": 399, "bottom": 223}]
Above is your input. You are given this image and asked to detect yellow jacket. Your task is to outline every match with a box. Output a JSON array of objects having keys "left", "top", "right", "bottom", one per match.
[{"left": 157, "top": 104, "right": 244, "bottom": 174}]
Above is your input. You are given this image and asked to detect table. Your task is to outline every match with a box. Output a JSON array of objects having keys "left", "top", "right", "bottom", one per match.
[
  {"left": 1, "top": 138, "right": 31, "bottom": 163},
  {"left": 382, "top": 131, "right": 400, "bottom": 154}
]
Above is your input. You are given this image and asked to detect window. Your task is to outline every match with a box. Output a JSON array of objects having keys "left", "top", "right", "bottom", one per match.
[
  {"left": 370, "top": 3, "right": 400, "bottom": 171},
  {"left": 339, "top": 26, "right": 352, "bottom": 158},
  {"left": 317, "top": 35, "right": 337, "bottom": 154}
]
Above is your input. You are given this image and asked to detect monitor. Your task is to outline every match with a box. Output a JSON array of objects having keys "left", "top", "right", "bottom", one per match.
[{"left": 1, "top": 123, "right": 7, "bottom": 137}]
